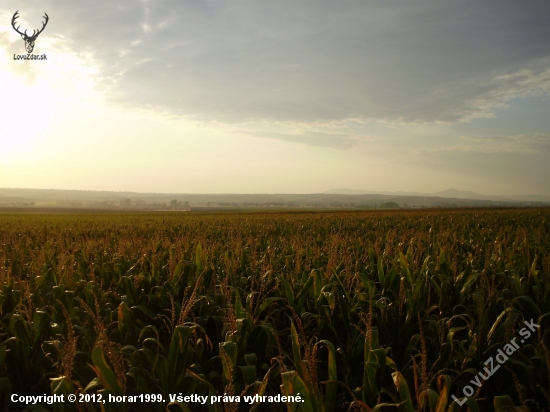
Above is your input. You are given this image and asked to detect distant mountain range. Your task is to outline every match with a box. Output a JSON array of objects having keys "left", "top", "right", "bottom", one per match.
[{"left": 325, "top": 188, "right": 550, "bottom": 203}]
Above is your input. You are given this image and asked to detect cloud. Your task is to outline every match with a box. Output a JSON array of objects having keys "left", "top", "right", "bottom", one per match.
[
  {"left": 244, "top": 130, "right": 360, "bottom": 150},
  {"left": 459, "top": 133, "right": 550, "bottom": 154},
  {"left": 2, "top": 0, "right": 550, "bottom": 125},
  {"left": 397, "top": 133, "right": 550, "bottom": 194}
]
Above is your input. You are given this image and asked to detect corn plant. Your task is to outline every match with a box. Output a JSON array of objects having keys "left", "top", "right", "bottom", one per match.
[{"left": 0, "top": 209, "right": 548, "bottom": 411}]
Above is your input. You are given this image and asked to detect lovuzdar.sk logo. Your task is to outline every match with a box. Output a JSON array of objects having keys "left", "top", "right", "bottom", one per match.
[{"left": 11, "top": 10, "right": 49, "bottom": 60}]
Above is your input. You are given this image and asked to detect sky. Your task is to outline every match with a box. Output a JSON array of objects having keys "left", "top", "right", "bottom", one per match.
[{"left": 0, "top": 0, "right": 549, "bottom": 195}]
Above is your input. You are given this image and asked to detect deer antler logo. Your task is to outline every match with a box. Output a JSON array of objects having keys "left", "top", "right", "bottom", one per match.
[{"left": 11, "top": 11, "right": 49, "bottom": 54}]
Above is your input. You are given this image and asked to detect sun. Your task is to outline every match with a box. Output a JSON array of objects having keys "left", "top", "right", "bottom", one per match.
[{"left": 0, "top": 20, "right": 106, "bottom": 177}]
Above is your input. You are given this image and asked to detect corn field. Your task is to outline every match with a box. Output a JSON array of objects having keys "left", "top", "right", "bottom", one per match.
[{"left": 0, "top": 209, "right": 549, "bottom": 412}]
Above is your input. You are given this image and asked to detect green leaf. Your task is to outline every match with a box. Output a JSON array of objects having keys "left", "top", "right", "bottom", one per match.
[
  {"left": 50, "top": 377, "right": 79, "bottom": 412},
  {"left": 185, "top": 369, "right": 223, "bottom": 412},
  {"left": 280, "top": 371, "right": 316, "bottom": 412},
  {"left": 290, "top": 321, "right": 307, "bottom": 379},
  {"left": 166, "top": 326, "right": 193, "bottom": 391},
  {"left": 494, "top": 395, "right": 517, "bottom": 411},
  {"left": 90, "top": 346, "right": 123, "bottom": 395},
  {"left": 195, "top": 242, "right": 203, "bottom": 269},
  {"left": 238, "top": 365, "right": 257, "bottom": 385},
  {"left": 219, "top": 341, "right": 238, "bottom": 385},
  {"left": 249, "top": 364, "right": 280, "bottom": 412},
  {"left": 434, "top": 375, "right": 451, "bottom": 412},
  {"left": 391, "top": 372, "right": 415, "bottom": 412},
  {"left": 282, "top": 279, "right": 295, "bottom": 306},
  {"left": 131, "top": 305, "right": 156, "bottom": 319},
  {"left": 32, "top": 311, "right": 48, "bottom": 348},
  {"left": 316, "top": 340, "right": 337, "bottom": 412},
  {"left": 398, "top": 253, "right": 413, "bottom": 288},
  {"left": 295, "top": 275, "right": 314, "bottom": 309},
  {"left": 255, "top": 297, "right": 284, "bottom": 317}
]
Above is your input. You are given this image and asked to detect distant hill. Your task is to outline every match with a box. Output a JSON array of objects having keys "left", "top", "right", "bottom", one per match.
[
  {"left": 325, "top": 188, "right": 550, "bottom": 203},
  {"left": 0, "top": 187, "right": 548, "bottom": 211}
]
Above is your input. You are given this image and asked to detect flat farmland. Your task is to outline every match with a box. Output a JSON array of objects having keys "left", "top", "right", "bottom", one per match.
[{"left": 0, "top": 209, "right": 549, "bottom": 411}]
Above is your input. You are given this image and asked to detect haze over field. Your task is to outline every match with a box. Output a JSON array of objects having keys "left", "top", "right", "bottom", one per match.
[
  {"left": 1, "top": 187, "right": 548, "bottom": 210},
  {"left": 1, "top": 1, "right": 549, "bottom": 195}
]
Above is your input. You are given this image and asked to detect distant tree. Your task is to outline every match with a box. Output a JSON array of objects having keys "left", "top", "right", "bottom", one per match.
[{"left": 379, "top": 201, "right": 400, "bottom": 209}]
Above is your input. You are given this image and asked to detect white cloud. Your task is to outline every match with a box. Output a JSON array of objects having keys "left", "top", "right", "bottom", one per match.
[
  {"left": 244, "top": 130, "right": 359, "bottom": 150},
  {"left": 1, "top": 1, "right": 550, "bottom": 196},
  {"left": 459, "top": 133, "right": 550, "bottom": 154},
  {"left": 3, "top": 0, "right": 550, "bottom": 125}
]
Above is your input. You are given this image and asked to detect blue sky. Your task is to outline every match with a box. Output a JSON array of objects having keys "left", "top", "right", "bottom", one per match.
[{"left": 1, "top": 0, "right": 549, "bottom": 195}]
